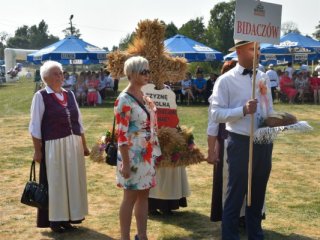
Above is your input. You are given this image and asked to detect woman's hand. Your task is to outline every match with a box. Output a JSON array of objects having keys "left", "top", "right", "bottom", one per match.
[
  {"left": 83, "top": 146, "right": 90, "bottom": 156},
  {"left": 120, "top": 163, "right": 131, "bottom": 179},
  {"left": 33, "top": 150, "right": 42, "bottom": 163},
  {"left": 207, "top": 141, "right": 220, "bottom": 165}
]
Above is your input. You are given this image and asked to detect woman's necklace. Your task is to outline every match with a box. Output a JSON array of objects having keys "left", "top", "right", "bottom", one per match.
[{"left": 51, "top": 91, "right": 68, "bottom": 107}]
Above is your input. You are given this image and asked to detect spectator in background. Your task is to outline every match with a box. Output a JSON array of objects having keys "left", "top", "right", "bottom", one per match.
[
  {"left": 98, "top": 71, "right": 108, "bottom": 100},
  {"left": 284, "top": 62, "right": 294, "bottom": 79},
  {"left": 309, "top": 71, "right": 320, "bottom": 104},
  {"left": 280, "top": 71, "right": 297, "bottom": 103},
  {"left": 180, "top": 72, "right": 195, "bottom": 104},
  {"left": 266, "top": 64, "right": 279, "bottom": 102},
  {"left": 193, "top": 67, "right": 207, "bottom": 103},
  {"left": 34, "top": 69, "right": 42, "bottom": 93},
  {"left": 75, "top": 72, "right": 87, "bottom": 106},
  {"left": 315, "top": 60, "right": 320, "bottom": 77},
  {"left": 26, "top": 69, "right": 32, "bottom": 79},
  {"left": 294, "top": 71, "right": 309, "bottom": 103},
  {"left": 63, "top": 71, "right": 76, "bottom": 92},
  {"left": 206, "top": 73, "right": 219, "bottom": 104},
  {"left": 86, "top": 72, "right": 100, "bottom": 106}
]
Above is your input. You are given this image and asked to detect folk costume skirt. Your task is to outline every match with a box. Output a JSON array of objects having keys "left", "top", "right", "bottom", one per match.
[{"left": 45, "top": 134, "right": 88, "bottom": 222}]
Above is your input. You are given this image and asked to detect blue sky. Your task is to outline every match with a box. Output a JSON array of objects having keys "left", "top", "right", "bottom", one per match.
[{"left": 1, "top": 0, "right": 319, "bottom": 49}]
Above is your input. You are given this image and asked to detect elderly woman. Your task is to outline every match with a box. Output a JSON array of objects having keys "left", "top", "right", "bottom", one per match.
[
  {"left": 115, "top": 56, "right": 161, "bottom": 240},
  {"left": 29, "top": 61, "right": 89, "bottom": 233}
]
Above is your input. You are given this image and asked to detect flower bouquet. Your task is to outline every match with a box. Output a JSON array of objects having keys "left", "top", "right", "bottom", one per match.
[
  {"left": 156, "top": 125, "right": 206, "bottom": 168},
  {"left": 90, "top": 129, "right": 118, "bottom": 163}
]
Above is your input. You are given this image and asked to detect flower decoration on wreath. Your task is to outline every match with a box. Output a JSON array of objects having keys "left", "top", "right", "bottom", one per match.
[{"left": 90, "top": 129, "right": 118, "bottom": 163}]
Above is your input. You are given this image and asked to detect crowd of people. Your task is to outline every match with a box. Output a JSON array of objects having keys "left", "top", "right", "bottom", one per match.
[
  {"left": 274, "top": 62, "right": 320, "bottom": 104},
  {"left": 170, "top": 60, "right": 320, "bottom": 106},
  {"left": 33, "top": 68, "right": 119, "bottom": 106},
  {"left": 169, "top": 67, "right": 219, "bottom": 105}
]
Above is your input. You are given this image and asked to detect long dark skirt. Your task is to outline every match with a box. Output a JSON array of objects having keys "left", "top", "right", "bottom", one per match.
[
  {"left": 37, "top": 145, "right": 49, "bottom": 228},
  {"left": 210, "top": 134, "right": 225, "bottom": 221}
]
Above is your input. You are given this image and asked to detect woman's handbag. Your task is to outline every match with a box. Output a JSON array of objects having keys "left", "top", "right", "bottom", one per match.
[
  {"left": 105, "top": 116, "right": 118, "bottom": 166},
  {"left": 21, "top": 161, "right": 48, "bottom": 209}
]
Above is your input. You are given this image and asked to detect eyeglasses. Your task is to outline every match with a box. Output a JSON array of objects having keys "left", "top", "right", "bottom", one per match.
[{"left": 139, "top": 69, "right": 151, "bottom": 76}]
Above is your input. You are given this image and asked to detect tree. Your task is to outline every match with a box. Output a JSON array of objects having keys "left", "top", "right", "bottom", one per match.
[
  {"left": 281, "top": 21, "right": 300, "bottom": 35},
  {"left": 0, "top": 32, "right": 9, "bottom": 59},
  {"left": 111, "top": 45, "right": 119, "bottom": 52},
  {"left": 164, "top": 22, "right": 178, "bottom": 39},
  {"left": 312, "top": 21, "right": 320, "bottom": 40},
  {"left": 62, "top": 26, "right": 81, "bottom": 38},
  {"left": 118, "top": 32, "right": 135, "bottom": 50},
  {"left": 6, "top": 20, "right": 59, "bottom": 49},
  {"left": 206, "top": 0, "right": 236, "bottom": 54},
  {"left": 178, "top": 17, "right": 206, "bottom": 43}
]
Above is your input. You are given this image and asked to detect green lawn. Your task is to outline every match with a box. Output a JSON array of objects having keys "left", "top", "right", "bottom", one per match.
[{"left": 0, "top": 78, "right": 319, "bottom": 240}]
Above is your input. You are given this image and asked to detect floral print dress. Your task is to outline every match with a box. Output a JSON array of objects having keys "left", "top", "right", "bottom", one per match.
[{"left": 114, "top": 92, "right": 161, "bottom": 190}]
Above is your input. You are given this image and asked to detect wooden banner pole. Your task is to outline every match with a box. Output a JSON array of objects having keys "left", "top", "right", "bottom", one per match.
[{"left": 248, "top": 42, "right": 259, "bottom": 207}]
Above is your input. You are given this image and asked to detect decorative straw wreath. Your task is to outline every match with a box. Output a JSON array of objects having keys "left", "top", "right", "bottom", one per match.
[
  {"left": 90, "top": 126, "right": 206, "bottom": 167},
  {"left": 156, "top": 126, "right": 206, "bottom": 167}
]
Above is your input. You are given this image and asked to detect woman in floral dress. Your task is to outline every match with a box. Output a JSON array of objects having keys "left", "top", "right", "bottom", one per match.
[{"left": 114, "top": 56, "right": 161, "bottom": 240}]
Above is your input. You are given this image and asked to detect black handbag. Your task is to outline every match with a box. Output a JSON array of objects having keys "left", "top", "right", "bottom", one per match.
[
  {"left": 105, "top": 116, "right": 118, "bottom": 166},
  {"left": 21, "top": 161, "right": 48, "bottom": 209}
]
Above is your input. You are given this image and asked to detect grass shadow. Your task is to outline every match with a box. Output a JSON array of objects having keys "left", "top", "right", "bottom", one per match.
[
  {"left": 149, "top": 210, "right": 220, "bottom": 239},
  {"left": 264, "top": 230, "right": 317, "bottom": 240},
  {"left": 41, "top": 226, "right": 116, "bottom": 240},
  {"left": 149, "top": 211, "right": 318, "bottom": 240}
]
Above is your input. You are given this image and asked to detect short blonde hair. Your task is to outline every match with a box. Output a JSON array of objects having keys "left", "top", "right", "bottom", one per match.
[
  {"left": 124, "top": 56, "right": 149, "bottom": 78},
  {"left": 40, "top": 61, "right": 63, "bottom": 84}
]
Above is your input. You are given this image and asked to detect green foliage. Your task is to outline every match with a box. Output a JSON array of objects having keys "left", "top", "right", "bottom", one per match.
[
  {"left": 206, "top": 0, "right": 236, "bottom": 54},
  {"left": 118, "top": 32, "right": 135, "bottom": 50},
  {"left": 6, "top": 20, "right": 59, "bottom": 49},
  {"left": 178, "top": 17, "right": 206, "bottom": 43},
  {"left": 312, "top": 21, "right": 320, "bottom": 40},
  {"left": 62, "top": 26, "right": 82, "bottom": 38},
  {"left": 281, "top": 21, "right": 301, "bottom": 35},
  {"left": 164, "top": 22, "right": 178, "bottom": 39}
]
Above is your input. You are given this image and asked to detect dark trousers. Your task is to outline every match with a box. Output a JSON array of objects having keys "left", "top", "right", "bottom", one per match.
[
  {"left": 271, "top": 86, "right": 277, "bottom": 102},
  {"left": 222, "top": 132, "right": 272, "bottom": 240}
]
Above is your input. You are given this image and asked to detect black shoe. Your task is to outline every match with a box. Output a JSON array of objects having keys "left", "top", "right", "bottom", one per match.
[
  {"left": 60, "top": 222, "right": 77, "bottom": 231},
  {"left": 50, "top": 222, "right": 64, "bottom": 233},
  {"left": 148, "top": 210, "right": 161, "bottom": 216}
]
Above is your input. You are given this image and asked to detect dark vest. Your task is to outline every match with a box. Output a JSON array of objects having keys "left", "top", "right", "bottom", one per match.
[{"left": 40, "top": 89, "right": 81, "bottom": 141}]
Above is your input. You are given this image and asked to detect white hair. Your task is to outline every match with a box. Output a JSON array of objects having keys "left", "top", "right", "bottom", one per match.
[
  {"left": 40, "top": 60, "right": 63, "bottom": 84},
  {"left": 124, "top": 56, "right": 149, "bottom": 78}
]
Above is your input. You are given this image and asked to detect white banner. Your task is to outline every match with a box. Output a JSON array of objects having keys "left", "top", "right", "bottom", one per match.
[{"left": 234, "top": 0, "right": 282, "bottom": 44}]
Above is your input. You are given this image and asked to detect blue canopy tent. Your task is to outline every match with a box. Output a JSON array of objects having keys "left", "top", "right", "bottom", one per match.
[
  {"left": 27, "top": 36, "right": 108, "bottom": 65},
  {"left": 164, "top": 34, "right": 223, "bottom": 62},
  {"left": 224, "top": 34, "right": 320, "bottom": 65},
  {"left": 261, "top": 32, "right": 320, "bottom": 63}
]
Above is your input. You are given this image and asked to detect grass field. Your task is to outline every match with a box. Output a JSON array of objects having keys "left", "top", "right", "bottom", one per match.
[{"left": 0, "top": 78, "right": 319, "bottom": 240}]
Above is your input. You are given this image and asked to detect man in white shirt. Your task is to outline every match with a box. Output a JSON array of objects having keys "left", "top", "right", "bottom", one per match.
[
  {"left": 208, "top": 40, "right": 273, "bottom": 240},
  {"left": 266, "top": 64, "right": 279, "bottom": 102},
  {"left": 284, "top": 62, "right": 294, "bottom": 79}
]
